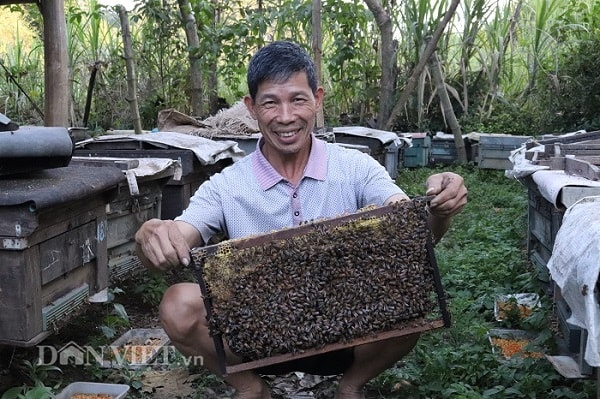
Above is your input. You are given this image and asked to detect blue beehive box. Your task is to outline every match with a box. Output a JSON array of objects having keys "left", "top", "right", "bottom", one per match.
[
  {"left": 429, "top": 134, "right": 477, "bottom": 165},
  {"left": 430, "top": 135, "right": 466, "bottom": 165},
  {"left": 402, "top": 133, "right": 431, "bottom": 167}
]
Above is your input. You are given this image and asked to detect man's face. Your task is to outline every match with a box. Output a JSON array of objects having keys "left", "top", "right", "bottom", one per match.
[{"left": 244, "top": 72, "right": 324, "bottom": 156}]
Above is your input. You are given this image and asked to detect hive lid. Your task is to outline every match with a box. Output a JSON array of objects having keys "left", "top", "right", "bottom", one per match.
[
  {"left": 0, "top": 165, "right": 124, "bottom": 210},
  {"left": 0, "top": 126, "right": 73, "bottom": 176}
]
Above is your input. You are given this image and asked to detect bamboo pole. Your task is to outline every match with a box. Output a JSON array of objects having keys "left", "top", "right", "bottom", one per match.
[
  {"left": 311, "top": 0, "right": 324, "bottom": 129},
  {"left": 41, "top": 0, "right": 69, "bottom": 127},
  {"left": 178, "top": 0, "right": 205, "bottom": 117},
  {"left": 429, "top": 51, "right": 467, "bottom": 164},
  {"left": 383, "top": 0, "right": 461, "bottom": 131},
  {"left": 117, "top": 6, "right": 143, "bottom": 134},
  {"left": 363, "top": 0, "right": 395, "bottom": 130}
]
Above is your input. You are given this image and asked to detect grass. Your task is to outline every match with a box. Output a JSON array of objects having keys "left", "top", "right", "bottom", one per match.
[{"left": 366, "top": 164, "right": 597, "bottom": 398}]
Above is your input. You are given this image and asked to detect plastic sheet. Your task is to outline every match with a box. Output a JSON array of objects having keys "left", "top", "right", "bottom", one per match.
[{"left": 547, "top": 196, "right": 600, "bottom": 366}]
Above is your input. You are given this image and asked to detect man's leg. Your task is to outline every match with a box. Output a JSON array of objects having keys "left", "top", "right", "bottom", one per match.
[
  {"left": 334, "top": 333, "right": 420, "bottom": 399},
  {"left": 159, "top": 283, "right": 271, "bottom": 399}
]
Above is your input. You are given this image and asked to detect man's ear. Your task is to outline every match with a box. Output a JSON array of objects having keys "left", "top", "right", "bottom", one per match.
[
  {"left": 243, "top": 95, "right": 257, "bottom": 119},
  {"left": 314, "top": 86, "right": 324, "bottom": 110}
]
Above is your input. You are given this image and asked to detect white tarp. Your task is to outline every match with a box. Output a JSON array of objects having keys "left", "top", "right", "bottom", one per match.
[
  {"left": 506, "top": 141, "right": 600, "bottom": 207},
  {"left": 76, "top": 131, "right": 245, "bottom": 165},
  {"left": 531, "top": 170, "right": 600, "bottom": 207},
  {"left": 547, "top": 196, "right": 600, "bottom": 366},
  {"left": 332, "top": 126, "right": 410, "bottom": 147},
  {"left": 505, "top": 144, "right": 549, "bottom": 179}
]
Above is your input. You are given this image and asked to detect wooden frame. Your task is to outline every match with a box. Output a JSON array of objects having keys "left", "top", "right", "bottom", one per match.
[{"left": 190, "top": 201, "right": 450, "bottom": 375}]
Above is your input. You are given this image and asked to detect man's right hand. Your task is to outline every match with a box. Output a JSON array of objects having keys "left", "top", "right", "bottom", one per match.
[{"left": 134, "top": 219, "right": 201, "bottom": 272}]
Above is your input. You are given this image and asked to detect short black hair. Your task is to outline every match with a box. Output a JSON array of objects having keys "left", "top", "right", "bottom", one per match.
[{"left": 247, "top": 41, "right": 318, "bottom": 100}]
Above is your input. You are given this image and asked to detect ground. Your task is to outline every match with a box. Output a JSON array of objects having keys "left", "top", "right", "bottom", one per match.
[{"left": 1, "top": 271, "right": 397, "bottom": 399}]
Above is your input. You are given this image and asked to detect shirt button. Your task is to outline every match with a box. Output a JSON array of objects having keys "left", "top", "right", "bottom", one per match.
[
  {"left": 293, "top": 193, "right": 298, "bottom": 198},
  {"left": 294, "top": 211, "right": 299, "bottom": 216}
]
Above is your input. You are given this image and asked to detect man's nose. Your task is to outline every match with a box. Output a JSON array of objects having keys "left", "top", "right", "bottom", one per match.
[{"left": 278, "top": 102, "right": 295, "bottom": 123}]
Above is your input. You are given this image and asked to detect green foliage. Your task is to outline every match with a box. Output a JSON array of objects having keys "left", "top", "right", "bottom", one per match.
[
  {"left": 531, "top": 33, "right": 600, "bottom": 132},
  {"left": 3, "top": 0, "right": 600, "bottom": 134},
  {"left": 378, "top": 166, "right": 597, "bottom": 398},
  {"left": 132, "top": 272, "right": 169, "bottom": 307},
  {"left": 1, "top": 360, "right": 62, "bottom": 399},
  {"left": 98, "top": 288, "right": 131, "bottom": 340},
  {"left": 0, "top": 384, "right": 55, "bottom": 399},
  {"left": 459, "top": 102, "right": 542, "bottom": 135}
]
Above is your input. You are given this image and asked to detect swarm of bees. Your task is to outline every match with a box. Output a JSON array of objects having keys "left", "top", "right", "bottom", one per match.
[{"left": 190, "top": 200, "right": 445, "bottom": 361}]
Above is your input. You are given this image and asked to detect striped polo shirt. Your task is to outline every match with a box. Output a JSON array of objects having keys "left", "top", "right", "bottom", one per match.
[{"left": 176, "top": 134, "right": 404, "bottom": 243}]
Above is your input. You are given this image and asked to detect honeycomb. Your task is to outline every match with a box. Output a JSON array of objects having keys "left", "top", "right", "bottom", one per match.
[{"left": 190, "top": 200, "right": 446, "bottom": 361}]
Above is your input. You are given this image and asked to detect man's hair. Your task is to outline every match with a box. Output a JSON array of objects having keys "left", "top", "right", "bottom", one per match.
[{"left": 247, "top": 41, "right": 318, "bottom": 100}]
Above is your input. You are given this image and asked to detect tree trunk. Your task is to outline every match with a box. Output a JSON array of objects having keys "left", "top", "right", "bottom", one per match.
[
  {"left": 383, "top": 0, "right": 461, "bottom": 131},
  {"left": 41, "top": 0, "right": 69, "bottom": 127},
  {"left": 118, "top": 6, "right": 143, "bottom": 134},
  {"left": 429, "top": 51, "right": 467, "bottom": 164},
  {"left": 312, "top": 0, "right": 324, "bottom": 129},
  {"left": 207, "top": 0, "right": 220, "bottom": 115},
  {"left": 178, "top": 0, "right": 205, "bottom": 117},
  {"left": 363, "top": 0, "right": 395, "bottom": 130}
]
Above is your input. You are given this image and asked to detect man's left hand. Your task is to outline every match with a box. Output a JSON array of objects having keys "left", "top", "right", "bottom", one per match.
[{"left": 425, "top": 172, "right": 468, "bottom": 218}]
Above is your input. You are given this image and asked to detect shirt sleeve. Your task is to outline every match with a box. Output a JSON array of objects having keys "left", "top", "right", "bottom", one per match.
[{"left": 175, "top": 173, "right": 225, "bottom": 245}]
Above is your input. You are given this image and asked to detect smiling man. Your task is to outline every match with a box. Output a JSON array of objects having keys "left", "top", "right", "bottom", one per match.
[{"left": 135, "top": 41, "right": 467, "bottom": 399}]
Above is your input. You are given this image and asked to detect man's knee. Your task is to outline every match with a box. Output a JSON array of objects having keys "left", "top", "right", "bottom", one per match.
[{"left": 159, "top": 283, "right": 204, "bottom": 338}]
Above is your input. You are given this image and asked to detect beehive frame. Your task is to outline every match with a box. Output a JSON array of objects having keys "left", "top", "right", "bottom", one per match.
[{"left": 189, "top": 199, "right": 450, "bottom": 375}]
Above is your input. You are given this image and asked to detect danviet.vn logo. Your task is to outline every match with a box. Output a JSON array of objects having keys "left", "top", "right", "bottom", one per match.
[{"left": 36, "top": 341, "right": 203, "bottom": 368}]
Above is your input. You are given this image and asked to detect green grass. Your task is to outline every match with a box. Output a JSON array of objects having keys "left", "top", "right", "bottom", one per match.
[{"left": 366, "top": 165, "right": 597, "bottom": 398}]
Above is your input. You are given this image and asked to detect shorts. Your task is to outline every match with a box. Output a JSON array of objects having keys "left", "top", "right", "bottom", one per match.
[{"left": 253, "top": 348, "right": 354, "bottom": 376}]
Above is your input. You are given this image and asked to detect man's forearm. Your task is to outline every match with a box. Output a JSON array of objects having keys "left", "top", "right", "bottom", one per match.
[{"left": 428, "top": 212, "right": 452, "bottom": 243}]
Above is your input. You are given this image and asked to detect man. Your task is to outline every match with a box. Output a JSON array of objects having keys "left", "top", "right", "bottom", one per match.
[{"left": 135, "top": 40, "right": 467, "bottom": 399}]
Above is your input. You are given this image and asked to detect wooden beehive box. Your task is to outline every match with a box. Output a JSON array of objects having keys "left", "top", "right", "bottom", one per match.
[
  {"left": 0, "top": 166, "right": 124, "bottom": 346},
  {"left": 190, "top": 200, "right": 450, "bottom": 375},
  {"left": 70, "top": 157, "right": 176, "bottom": 280},
  {"left": 74, "top": 135, "right": 234, "bottom": 220}
]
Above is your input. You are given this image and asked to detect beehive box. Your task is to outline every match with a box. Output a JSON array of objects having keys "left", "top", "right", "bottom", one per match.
[
  {"left": 190, "top": 200, "right": 450, "bottom": 374},
  {"left": 74, "top": 147, "right": 232, "bottom": 220},
  {"left": 522, "top": 177, "right": 565, "bottom": 282},
  {"left": 70, "top": 157, "right": 175, "bottom": 280},
  {"left": 430, "top": 136, "right": 473, "bottom": 165},
  {"left": 552, "top": 283, "right": 595, "bottom": 375},
  {"left": 402, "top": 133, "right": 431, "bottom": 168},
  {"left": 332, "top": 127, "right": 402, "bottom": 179},
  {"left": 106, "top": 178, "right": 166, "bottom": 280},
  {"left": 476, "top": 134, "right": 532, "bottom": 170},
  {"left": 0, "top": 166, "right": 124, "bottom": 346}
]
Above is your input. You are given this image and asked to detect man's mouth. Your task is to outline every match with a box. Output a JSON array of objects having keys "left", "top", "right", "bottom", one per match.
[{"left": 276, "top": 129, "right": 299, "bottom": 138}]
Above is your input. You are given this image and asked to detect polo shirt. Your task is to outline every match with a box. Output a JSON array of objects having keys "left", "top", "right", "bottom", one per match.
[{"left": 176, "top": 135, "right": 404, "bottom": 243}]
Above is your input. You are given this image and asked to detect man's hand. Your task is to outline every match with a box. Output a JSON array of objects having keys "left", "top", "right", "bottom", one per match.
[
  {"left": 134, "top": 219, "right": 201, "bottom": 272},
  {"left": 425, "top": 172, "right": 468, "bottom": 218},
  {"left": 424, "top": 172, "right": 467, "bottom": 241}
]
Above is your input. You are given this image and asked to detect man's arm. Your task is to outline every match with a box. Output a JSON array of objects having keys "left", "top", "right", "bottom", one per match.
[{"left": 135, "top": 219, "right": 203, "bottom": 272}]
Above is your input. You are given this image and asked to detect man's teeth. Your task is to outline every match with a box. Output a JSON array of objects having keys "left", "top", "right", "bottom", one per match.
[{"left": 278, "top": 131, "right": 296, "bottom": 138}]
